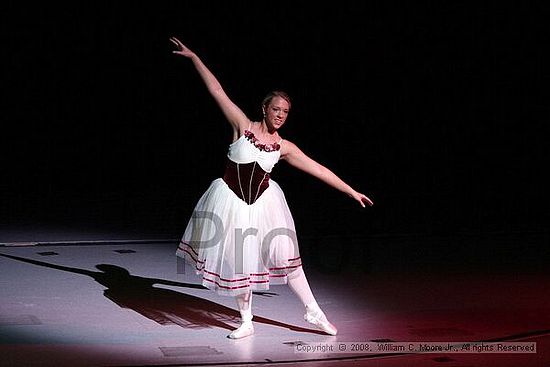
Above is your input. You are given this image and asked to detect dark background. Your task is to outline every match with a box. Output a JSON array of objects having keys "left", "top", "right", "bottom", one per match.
[{"left": 2, "top": 2, "right": 548, "bottom": 270}]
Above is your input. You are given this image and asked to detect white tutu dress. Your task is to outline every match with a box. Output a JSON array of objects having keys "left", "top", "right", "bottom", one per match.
[{"left": 176, "top": 127, "right": 302, "bottom": 296}]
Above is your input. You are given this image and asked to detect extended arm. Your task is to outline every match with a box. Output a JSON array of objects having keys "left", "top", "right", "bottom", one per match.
[
  {"left": 281, "top": 140, "right": 374, "bottom": 208},
  {"left": 170, "top": 37, "right": 249, "bottom": 134}
]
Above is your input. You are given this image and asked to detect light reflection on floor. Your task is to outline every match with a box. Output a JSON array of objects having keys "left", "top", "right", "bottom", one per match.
[{"left": 0, "top": 235, "right": 549, "bottom": 366}]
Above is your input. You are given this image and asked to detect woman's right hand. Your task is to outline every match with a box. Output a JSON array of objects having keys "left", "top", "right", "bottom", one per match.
[{"left": 170, "top": 37, "right": 195, "bottom": 58}]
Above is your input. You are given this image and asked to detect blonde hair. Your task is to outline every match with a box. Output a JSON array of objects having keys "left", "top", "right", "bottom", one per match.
[{"left": 262, "top": 90, "right": 292, "bottom": 110}]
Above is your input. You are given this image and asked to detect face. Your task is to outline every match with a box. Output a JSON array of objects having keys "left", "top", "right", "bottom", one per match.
[{"left": 264, "top": 96, "right": 290, "bottom": 130}]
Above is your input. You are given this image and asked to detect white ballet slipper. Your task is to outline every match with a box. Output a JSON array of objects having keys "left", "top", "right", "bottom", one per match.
[
  {"left": 304, "top": 309, "right": 338, "bottom": 336},
  {"left": 227, "top": 321, "right": 254, "bottom": 339}
]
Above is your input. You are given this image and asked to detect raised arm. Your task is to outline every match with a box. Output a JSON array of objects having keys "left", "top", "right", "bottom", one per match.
[
  {"left": 281, "top": 140, "right": 374, "bottom": 208},
  {"left": 170, "top": 37, "right": 250, "bottom": 134}
]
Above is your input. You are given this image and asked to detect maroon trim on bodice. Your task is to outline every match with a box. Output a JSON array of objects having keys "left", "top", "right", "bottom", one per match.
[
  {"left": 244, "top": 130, "right": 281, "bottom": 152},
  {"left": 223, "top": 158, "right": 270, "bottom": 205}
]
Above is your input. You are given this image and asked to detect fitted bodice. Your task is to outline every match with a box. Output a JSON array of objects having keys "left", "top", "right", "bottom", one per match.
[
  {"left": 227, "top": 130, "right": 282, "bottom": 173},
  {"left": 223, "top": 130, "right": 282, "bottom": 205}
]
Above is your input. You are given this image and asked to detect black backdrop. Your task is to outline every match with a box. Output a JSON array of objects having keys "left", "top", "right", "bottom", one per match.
[{"left": 2, "top": 2, "right": 548, "bottom": 246}]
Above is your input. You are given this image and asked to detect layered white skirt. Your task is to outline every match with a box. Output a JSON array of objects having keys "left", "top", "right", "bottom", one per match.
[{"left": 176, "top": 178, "right": 302, "bottom": 296}]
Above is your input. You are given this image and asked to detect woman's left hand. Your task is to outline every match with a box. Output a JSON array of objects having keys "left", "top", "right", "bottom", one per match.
[{"left": 351, "top": 191, "right": 374, "bottom": 208}]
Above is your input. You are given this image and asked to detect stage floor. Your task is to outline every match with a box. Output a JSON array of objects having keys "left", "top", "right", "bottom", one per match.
[{"left": 1, "top": 240, "right": 549, "bottom": 366}]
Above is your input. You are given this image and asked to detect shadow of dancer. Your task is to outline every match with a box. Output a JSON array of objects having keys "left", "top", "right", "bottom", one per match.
[{"left": 0, "top": 253, "right": 323, "bottom": 334}]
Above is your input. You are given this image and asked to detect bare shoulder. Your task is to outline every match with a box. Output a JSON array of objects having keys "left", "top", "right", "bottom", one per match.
[
  {"left": 234, "top": 118, "right": 254, "bottom": 136},
  {"left": 279, "top": 138, "right": 300, "bottom": 159},
  {"left": 238, "top": 118, "right": 254, "bottom": 133}
]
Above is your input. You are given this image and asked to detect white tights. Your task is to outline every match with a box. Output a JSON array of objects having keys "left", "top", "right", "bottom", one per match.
[
  {"left": 231, "top": 267, "right": 337, "bottom": 337},
  {"left": 235, "top": 289, "right": 253, "bottom": 322},
  {"left": 287, "top": 266, "right": 317, "bottom": 307},
  {"left": 234, "top": 267, "right": 321, "bottom": 320}
]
